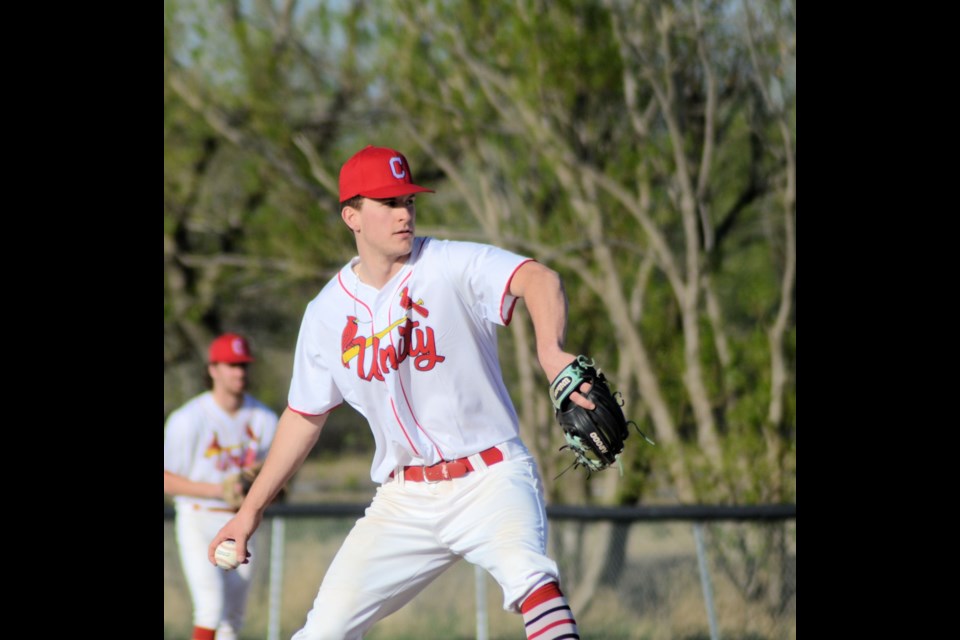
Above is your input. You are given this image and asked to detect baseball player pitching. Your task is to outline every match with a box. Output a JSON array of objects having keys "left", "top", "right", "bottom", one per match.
[
  {"left": 165, "top": 333, "right": 279, "bottom": 640},
  {"left": 209, "top": 146, "right": 592, "bottom": 639}
]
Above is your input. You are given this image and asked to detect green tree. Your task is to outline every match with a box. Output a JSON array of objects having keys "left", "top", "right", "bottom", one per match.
[
  {"left": 366, "top": 0, "right": 796, "bottom": 615},
  {"left": 164, "top": 0, "right": 373, "bottom": 412},
  {"left": 163, "top": 0, "right": 796, "bottom": 508},
  {"left": 373, "top": 0, "right": 795, "bottom": 506}
]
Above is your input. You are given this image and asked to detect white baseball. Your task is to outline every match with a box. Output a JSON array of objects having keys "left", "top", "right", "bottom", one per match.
[{"left": 215, "top": 539, "right": 241, "bottom": 571}]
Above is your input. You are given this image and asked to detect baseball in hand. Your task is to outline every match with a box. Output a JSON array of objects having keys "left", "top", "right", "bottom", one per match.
[{"left": 215, "top": 539, "right": 241, "bottom": 570}]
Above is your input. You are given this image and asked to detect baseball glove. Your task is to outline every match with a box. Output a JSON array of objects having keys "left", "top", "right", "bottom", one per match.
[
  {"left": 550, "top": 355, "right": 654, "bottom": 474},
  {"left": 221, "top": 462, "right": 264, "bottom": 509}
]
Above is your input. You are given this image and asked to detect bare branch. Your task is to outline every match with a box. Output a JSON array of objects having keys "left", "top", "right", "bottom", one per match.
[
  {"left": 168, "top": 71, "right": 324, "bottom": 198},
  {"left": 292, "top": 133, "right": 337, "bottom": 196},
  {"left": 693, "top": 0, "right": 718, "bottom": 251},
  {"left": 176, "top": 252, "right": 298, "bottom": 272}
]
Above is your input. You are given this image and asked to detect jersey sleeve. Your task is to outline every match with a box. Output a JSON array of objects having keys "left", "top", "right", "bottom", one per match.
[
  {"left": 288, "top": 300, "right": 344, "bottom": 415},
  {"left": 440, "top": 241, "right": 533, "bottom": 326},
  {"left": 163, "top": 408, "right": 196, "bottom": 476}
]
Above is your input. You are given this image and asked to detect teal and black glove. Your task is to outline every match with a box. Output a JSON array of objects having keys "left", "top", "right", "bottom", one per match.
[{"left": 550, "top": 356, "right": 653, "bottom": 473}]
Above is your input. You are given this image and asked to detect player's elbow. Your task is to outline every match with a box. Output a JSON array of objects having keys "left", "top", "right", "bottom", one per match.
[{"left": 512, "top": 261, "right": 563, "bottom": 298}]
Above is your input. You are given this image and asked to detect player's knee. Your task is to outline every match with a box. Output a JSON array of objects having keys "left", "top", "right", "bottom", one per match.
[{"left": 292, "top": 602, "right": 368, "bottom": 640}]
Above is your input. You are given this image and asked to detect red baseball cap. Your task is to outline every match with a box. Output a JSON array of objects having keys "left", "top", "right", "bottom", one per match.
[
  {"left": 338, "top": 145, "right": 434, "bottom": 202},
  {"left": 208, "top": 333, "right": 255, "bottom": 364}
]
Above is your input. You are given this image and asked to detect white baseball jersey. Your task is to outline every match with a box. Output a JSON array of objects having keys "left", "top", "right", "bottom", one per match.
[
  {"left": 164, "top": 391, "right": 279, "bottom": 509},
  {"left": 289, "top": 237, "right": 532, "bottom": 483}
]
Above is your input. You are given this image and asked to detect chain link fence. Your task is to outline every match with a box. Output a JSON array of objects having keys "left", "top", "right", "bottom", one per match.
[{"left": 164, "top": 505, "right": 795, "bottom": 640}]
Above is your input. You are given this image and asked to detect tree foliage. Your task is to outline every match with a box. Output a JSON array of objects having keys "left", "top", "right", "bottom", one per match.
[{"left": 164, "top": 0, "right": 796, "bottom": 507}]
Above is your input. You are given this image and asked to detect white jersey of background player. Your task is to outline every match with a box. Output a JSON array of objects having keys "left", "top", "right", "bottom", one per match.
[
  {"left": 209, "top": 146, "right": 594, "bottom": 640},
  {"left": 165, "top": 333, "right": 278, "bottom": 640}
]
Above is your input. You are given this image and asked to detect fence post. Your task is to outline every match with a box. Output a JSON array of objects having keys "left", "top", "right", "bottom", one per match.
[
  {"left": 475, "top": 564, "right": 488, "bottom": 640},
  {"left": 693, "top": 523, "right": 719, "bottom": 640},
  {"left": 267, "top": 517, "right": 286, "bottom": 640}
]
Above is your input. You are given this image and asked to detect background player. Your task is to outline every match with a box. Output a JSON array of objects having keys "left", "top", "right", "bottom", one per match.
[
  {"left": 165, "top": 333, "right": 279, "bottom": 640},
  {"left": 209, "top": 146, "right": 591, "bottom": 639}
]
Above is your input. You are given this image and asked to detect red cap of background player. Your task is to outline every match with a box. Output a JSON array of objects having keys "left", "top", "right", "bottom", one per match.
[
  {"left": 208, "top": 333, "right": 255, "bottom": 364},
  {"left": 338, "top": 146, "right": 435, "bottom": 203}
]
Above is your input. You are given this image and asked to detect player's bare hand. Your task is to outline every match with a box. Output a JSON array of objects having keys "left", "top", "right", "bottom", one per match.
[
  {"left": 540, "top": 350, "right": 596, "bottom": 411},
  {"left": 570, "top": 382, "right": 594, "bottom": 410},
  {"left": 208, "top": 510, "right": 260, "bottom": 567}
]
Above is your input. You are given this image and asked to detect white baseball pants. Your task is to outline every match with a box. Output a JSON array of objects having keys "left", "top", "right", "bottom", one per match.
[
  {"left": 292, "top": 451, "right": 560, "bottom": 640},
  {"left": 175, "top": 506, "right": 255, "bottom": 639}
]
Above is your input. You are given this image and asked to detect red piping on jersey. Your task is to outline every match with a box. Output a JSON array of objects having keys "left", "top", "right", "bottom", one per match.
[
  {"left": 288, "top": 403, "right": 340, "bottom": 417},
  {"left": 338, "top": 269, "right": 375, "bottom": 322},
  {"left": 501, "top": 258, "right": 534, "bottom": 325},
  {"left": 396, "top": 270, "right": 414, "bottom": 293},
  {"left": 388, "top": 270, "right": 445, "bottom": 460},
  {"left": 389, "top": 398, "right": 421, "bottom": 455}
]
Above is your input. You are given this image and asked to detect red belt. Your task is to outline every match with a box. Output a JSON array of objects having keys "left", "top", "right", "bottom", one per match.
[{"left": 392, "top": 447, "right": 504, "bottom": 483}]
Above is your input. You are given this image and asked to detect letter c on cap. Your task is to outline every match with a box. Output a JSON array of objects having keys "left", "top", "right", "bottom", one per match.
[{"left": 389, "top": 157, "right": 406, "bottom": 179}]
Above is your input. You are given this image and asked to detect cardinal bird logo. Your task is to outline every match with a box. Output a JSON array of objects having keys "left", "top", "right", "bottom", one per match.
[
  {"left": 204, "top": 428, "right": 261, "bottom": 470},
  {"left": 341, "top": 316, "right": 360, "bottom": 367},
  {"left": 399, "top": 287, "right": 429, "bottom": 317}
]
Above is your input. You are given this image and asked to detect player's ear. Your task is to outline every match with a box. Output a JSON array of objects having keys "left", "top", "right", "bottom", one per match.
[{"left": 342, "top": 203, "right": 360, "bottom": 233}]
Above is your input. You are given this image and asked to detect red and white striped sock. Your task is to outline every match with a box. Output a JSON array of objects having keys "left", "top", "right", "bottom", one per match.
[
  {"left": 521, "top": 582, "right": 580, "bottom": 639},
  {"left": 191, "top": 626, "right": 215, "bottom": 640}
]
